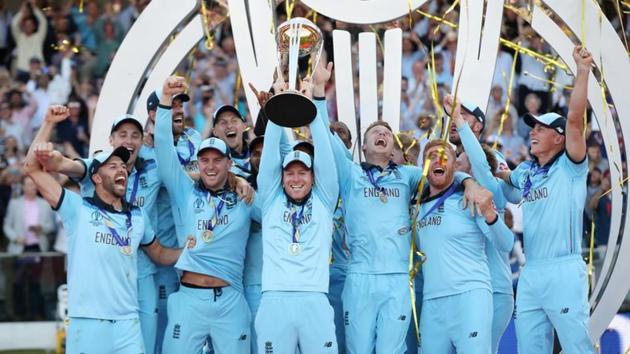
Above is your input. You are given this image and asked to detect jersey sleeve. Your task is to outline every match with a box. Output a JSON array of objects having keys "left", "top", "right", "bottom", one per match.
[
  {"left": 312, "top": 99, "right": 339, "bottom": 211},
  {"left": 458, "top": 124, "right": 500, "bottom": 196},
  {"left": 476, "top": 215, "right": 514, "bottom": 253},
  {"left": 154, "top": 106, "right": 194, "bottom": 209},
  {"left": 140, "top": 209, "right": 156, "bottom": 246},
  {"left": 250, "top": 192, "right": 263, "bottom": 223},
  {"left": 257, "top": 117, "right": 284, "bottom": 206},
  {"left": 560, "top": 152, "right": 588, "bottom": 177},
  {"left": 53, "top": 189, "right": 82, "bottom": 237},
  {"left": 73, "top": 157, "right": 91, "bottom": 184},
  {"left": 499, "top": 180, "right": 522, "bottom": 204},
  {"left": 327, "top": 121, "right": 353, "bottom": 198},
  {"left": 509, "top": 161, "right": 528, "bottom": 189}
]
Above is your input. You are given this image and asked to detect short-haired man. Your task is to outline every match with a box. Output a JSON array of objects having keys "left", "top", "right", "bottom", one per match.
[
  {"left": 500, "top": 46, "right": 595, "bottom": 354},
  {"left": 255, "top": 67, "right": 339, "bottom": 354},
  {"left": 212, "top": 104, "right": 252, "bottom": 178},
  {"left": 30, "top": 107, "right": 164, "bottom": 353},
  {"left": 25, "top": 129, "right": 188, "bottom": 353},
  {"left": 155, "top": 76, "right": 261, "bottom": 353},
  {"left": 416, "top": 140, "right": 513, "bottom": 354}
]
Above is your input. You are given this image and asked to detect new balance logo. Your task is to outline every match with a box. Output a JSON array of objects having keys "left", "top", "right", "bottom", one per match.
[
  {"left": 265, "top": 341, "right": 273, "bottom": 354},
  {"left": 469, "top": 331, "right": 478, "bottom": 338},
  {"left": 561, "top": 307, "right": 570, "bottom": 314},
  {"left": 324, "top": 342, "right": 333, "bottom": 348},
  {"left": 344, "top": 311, "right": 349, "bottom": 326},
  {"left": 173, "top": 324, "right": 181, "bottom": 339},
  {"left": 398, "top": 315, "right": 407, "bottom": 321},
  {"left": 239, "top": 334, "right": 247, "bottom": 341}
]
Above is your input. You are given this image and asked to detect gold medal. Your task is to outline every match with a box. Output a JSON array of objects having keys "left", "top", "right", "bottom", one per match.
[
  {"left": 379, "top": 191, "right": 388, "bottom": 203},
  {"left": 202, "top": 230, "right": 214, "bottom": 243},
  {"left": 288, "top": 242, "right": 301, "bottom": 256},
  {"left": 121, "top": 245, "right": 133, "bottom": 256}
]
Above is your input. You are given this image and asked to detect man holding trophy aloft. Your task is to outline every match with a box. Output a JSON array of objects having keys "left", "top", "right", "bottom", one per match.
[{"left": 254, "top": 17, "right": 340, "bottom": 354}]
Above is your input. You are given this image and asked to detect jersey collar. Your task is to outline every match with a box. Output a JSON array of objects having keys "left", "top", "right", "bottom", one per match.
[
  {"left": 88, "top": 192, "right": 131, "bottom": 214},
  {"left": 420, "top": 181, "right": 461, "bottom": 203},
  {"left": 532, "top": 149, "right": 564, "bottom": 169},
  {"left": 195, "top": 179, "right": 231, "bottom": 196},
  {"left": 360, "top": 160, "right": 397, "bottom": 172},
  {"left": 230, "top": 140, "right": 250, "bottom": 160},
  {"left": 285, "top": 190, "right": 312, "bottom": 206}
]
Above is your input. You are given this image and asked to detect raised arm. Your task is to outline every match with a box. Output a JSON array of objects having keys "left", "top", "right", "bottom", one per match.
[
  {"left": 24, "top": 142, "right": 63, "bottom": 209},
  {"left": 311, "top": 62, "right": 339, "bottom": 210},
  {"left": 29, "top": 106, "right": 87, "bottom": 179},
  {"left": 155, "top": 77, "right": 194, "bottom": 208},
  {"left": 312, "top": 63, "right": 352, "bottom": 194},
  {"left": 257, "top": 117, "right": 284, "bottom": 202},
  {"left": 565, "top": 46, "right": 592, "bottom": 162},
  {"left": 312, "top": 98, "right": 339, "bottom": 210}
]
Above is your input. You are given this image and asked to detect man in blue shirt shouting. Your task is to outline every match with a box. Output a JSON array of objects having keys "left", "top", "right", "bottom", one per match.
[{"left": 24, "top": 107, "right": 189, "bottom": 353}]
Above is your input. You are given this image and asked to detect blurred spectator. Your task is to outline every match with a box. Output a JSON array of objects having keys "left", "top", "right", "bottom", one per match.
[
  {"left": 0, "top": 135, "right": 25, "bottom": 198},
  {"left": 587, "top": 138, "right": 609, "bottom": 173},
  {"left": 3, "top": 177, "right": 55, "bottom": 254},
  {"left": 6, "top": 88, "right": 37, "bottom": 144},
  {"left": 54, "top": 98, "right": 90, "bottom": 159},
  {"left": 401, "top": 32, "right": 426, "bottom": 80},
  {"left": 517, "top": 93, "right": 541, "bottom": 140},
  {"left": 0, "top": 101, "right": 24, "bottom": 150},
  {"left": 516, "top": 34, "right": 551, "bottom": 115},
  {"left": 427, "top": 52, "right": 453, "bottom": 88},
  {"left": 0, "top": 3, "right": 12, "bottom": 68},
  {"left": 11, "top": 1, "right": 47, "bottom": 77},
  {"left": 492, "top": 48, "right": 514, "bottom": 99}
]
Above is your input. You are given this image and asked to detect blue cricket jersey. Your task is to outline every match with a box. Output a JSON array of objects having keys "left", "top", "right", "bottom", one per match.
[
  {"left": 328, "top": 117, "right": 422, "bottom": 275},
  {"left": 257, "top": 98, "right": 339, "bottom": 293},
  {"left": 415, "top": 185, "right": 513, "bottom": 300},
  {"left": 155, "top": 106, "right": 260, "bottom": 293},
  {"left": 510, "top": 152, "right": 588, "bottom": 260},
  {"left": 76, "top": 146, "right": 162, "bottom": 278},
  {"left": 458, "top": 124, "right": 516, "bottom": 295},
  {"left": 54, "top": 189, "right": 155, "bottom": 319}
]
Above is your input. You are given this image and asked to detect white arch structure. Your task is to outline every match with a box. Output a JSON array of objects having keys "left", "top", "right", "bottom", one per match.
[{"left": 91, "top": 0, "right": 630, "bottom": 342}]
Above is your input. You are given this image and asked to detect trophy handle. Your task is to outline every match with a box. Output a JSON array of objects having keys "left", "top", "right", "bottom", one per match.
[
  {"left": 310, "top": 42, "right": 324, "bottom": 78},
  {"left": 287, "top": 22, "right": 302, "bottom": 91}
]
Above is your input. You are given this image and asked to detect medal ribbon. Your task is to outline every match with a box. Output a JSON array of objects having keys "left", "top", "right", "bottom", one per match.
[
  {"left": 366, "top": 167, "right": 388, "bottom": 196},
  {"left": 419, "top": 182, "right": 459, "bottom": 221},
  {"left": 177, "top": 134, "right": 196, "bottom": 165},
  {"left": 206, "top": 192, "right": 226, "bottom": 231},
  {"left": 128, "top": 171, "right": 141, "bottom": 205},
  {"left": 522, "top": 164, "right": 550, "bottom": 200},
  {"left": 290, "top": 204, "right": 306, "bottom": 244},
  {"left": 99, "top": 210, "right": 132, "bottom": 248}
]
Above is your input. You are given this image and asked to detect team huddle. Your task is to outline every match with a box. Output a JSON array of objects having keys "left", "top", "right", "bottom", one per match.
[{"left": 22, "top": 45, "right": 594, "bottom": 354}]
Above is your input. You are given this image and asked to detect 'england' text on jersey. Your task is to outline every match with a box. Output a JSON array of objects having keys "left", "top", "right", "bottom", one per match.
[
  {"left": 94, "top": 232, "right": 131, "bottom": 246},
  {"left": 418, "top": 215, "right": 442, "bottom": 228},
  {"left": 197, "top": 215, "right": 229, "bottom": 230},
  {"left": 363, "top": 187, "right": 401, "bottom": 198},
  {"left": 524, "top": 187, "right": 549, "bottom": 204},
  {"left": 282, "top": 210, "right": 312, "bottom": 225}
]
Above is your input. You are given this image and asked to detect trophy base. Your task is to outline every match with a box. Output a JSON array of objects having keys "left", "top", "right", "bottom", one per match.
[{"left": 264, "top": 92, "right": 317, "bottom": 128}]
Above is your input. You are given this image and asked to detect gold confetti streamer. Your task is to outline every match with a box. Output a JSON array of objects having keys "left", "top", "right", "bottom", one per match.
[
  {"left": 587, "top": 219, "right": 596, "bottom": 289},
  {"left": 522, "top": 71, "right": 573, "bottom": 90},
  {"left": 285, "top": 0, "right": 296, "bottom": 20},
  {"left": 493, "top": 47, "right": 519, "bottom": 150},
  {"left": 79, "top": 0, "right": 84, "bottom": 13},
  {"left": 409, "top": 158, "right": 432, "bottom": 345}
]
